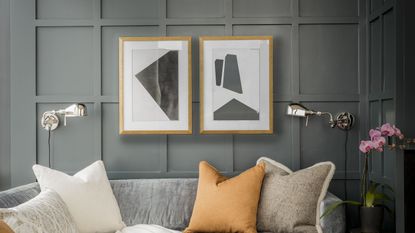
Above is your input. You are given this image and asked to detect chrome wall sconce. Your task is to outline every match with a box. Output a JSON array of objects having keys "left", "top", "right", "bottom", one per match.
[
  {"left": 286, "top": 103, "right": 354, "bottom": 130},
  {"left": 41, "top": 103, "right": 87, "bottom": 131}
]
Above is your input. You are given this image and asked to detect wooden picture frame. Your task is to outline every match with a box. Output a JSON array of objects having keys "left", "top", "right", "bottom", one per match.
[
  {"left": 199, "top": 36, "right": 273, "bottom": 134},
  {"left": 119, "top": 36, "right": 192, "bottom": 134}
]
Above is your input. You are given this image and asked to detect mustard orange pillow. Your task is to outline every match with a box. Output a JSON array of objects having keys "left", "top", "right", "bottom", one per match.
[
  {"left": 184, "top": 161, "right": 265, "bottom": 233},
  {"left": 0, "top": 220, "right": 14, "bottom": 233}
]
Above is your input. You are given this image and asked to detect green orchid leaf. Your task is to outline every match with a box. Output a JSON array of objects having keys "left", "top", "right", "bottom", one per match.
[
  {"left": 374, "top": 182, "right": 394, "bottom": 194},
  {"left": 382, "top": 183, "right": 394, "bottom": 194},
  {"left": 320, "top": 200, "right": 361, "bottom": 219},
  {"left": 368, "top": 182, "right": 380, "bottom": 194},
  {"left": 365, "top": 192, "right": 375, "bottom": 207},
  {"left": 374, "top": 192, "right": 392, "bottom": 202},
  {"left": 365, "top": 181, "right": 394, "bottom": 206}
]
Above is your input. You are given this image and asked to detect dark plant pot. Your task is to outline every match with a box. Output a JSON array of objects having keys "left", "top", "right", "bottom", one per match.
[{"left": 360, "top": 206, "right": 384, "bottom": 233}]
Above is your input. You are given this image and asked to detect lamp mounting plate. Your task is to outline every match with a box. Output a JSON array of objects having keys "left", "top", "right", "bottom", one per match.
[
  {"left": 41, "top": 112, "right": 59, "bottom": 131},
  {"left": 335, "top": 112, "right": 354, "bottom": 131}
]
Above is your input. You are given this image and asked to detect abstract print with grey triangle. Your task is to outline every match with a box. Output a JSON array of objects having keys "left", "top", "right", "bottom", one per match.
[
  {"left": 213, "top": 48, "right": 260, "bottom": 121},
  {"left": 134, "top": 50, "right": 179, "bottom": 121}
]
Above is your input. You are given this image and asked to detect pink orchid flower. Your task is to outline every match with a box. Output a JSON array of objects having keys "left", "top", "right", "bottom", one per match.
[
  {"left": 376, "top": 146, "right": 384, "bottom": 152},
  {"left": 372, "top": 136, "right": 386, "bottom": 149},
  {"left": 380, "top": 123, "right": 395, "bottom": 136},
  {"left": 369, "top": 129, "right": 382, "bottom": 140},
  {"left": 359, "top": 140, "right": 376, "bottom": 153},
  {"left": 392, "top": 125, "right": 404, "bottom": 139}
]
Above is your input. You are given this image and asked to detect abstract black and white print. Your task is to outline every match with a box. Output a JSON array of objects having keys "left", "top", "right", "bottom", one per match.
[
  {"left": 212, "top": 48, "right": 260, "bottom": 121},
  {"left": 132, "top": 49, "right": 179, "bottom": 121}
]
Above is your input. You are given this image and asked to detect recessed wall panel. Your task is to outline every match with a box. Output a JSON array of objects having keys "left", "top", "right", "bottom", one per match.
[
  {"left": 102, "top": 104, "right": 162, "bottom": 172},
  {"left": 329, "top": 180, "right": 361, "bottom": 223},
  {"left": 299, "top": 0, "right": 358, "bottom": 17},
  {"left": 37, "top": 27, "right": 93, "bottom": 96},
  {"left": 234, "top": 103, "right": 292, "bottom": 171},
  {"left": 167, "top": 0, "right": 224, "bottom": 18},
  {"left": 370, "top": 19, "right": 382, "bottom": 94},
  {"left": 299, "top": 25, "right": 358, "bottom": 95},
  {"left": 233, "top": 25, "right": 292, "bottom": 98},
  {"left": 37, "top": 103, "right": 96, "bottom": 172},
  {"left": 329, "top": 179, "right": 360, "bottom": 214},
  {"left": 369, "top": 101, "right": 381, "bottom": 129},
  {"left": 167, "top": 104, "right": 233, "bottom": 172},
  {"left": 371, "top": 0, "right": 383, "bottom": 13},
  {"left": 300, "top": 102, "right": 359, "bottom": 172},
  {"left": 36, "top": 0, "right": 93, "bottom": 19},
  {"left": 330, "top": 180, "right": 361, "bottom": 201},
  {"left": 166, "top": 26, "right": 225, "bottom": 102},
  {"left": 382, "top": 100, "right": 395, "bottom": 127},
  {"left": 383, "top": 10, "right": 395, "bottom": 93},
  {"left": 101, "top": 26, "right": 160, "bottom": 96},
  {"left": 101, "top": 0, "right": 159, "bottom": 19},
  {"left": 233, "top": 0, "right": 291, "bottom": 17}
]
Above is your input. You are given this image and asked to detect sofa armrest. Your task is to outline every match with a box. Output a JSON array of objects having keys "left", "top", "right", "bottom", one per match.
[{"left": 320, "top": 192, "right": 346, "bottom": 233}]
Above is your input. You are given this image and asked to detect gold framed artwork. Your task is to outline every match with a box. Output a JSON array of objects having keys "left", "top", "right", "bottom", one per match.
[
  {"left": 119, "top": 36, "right": 192, "bottom": 134},
  {"left": 199, "top": 36, "right": 273, "bottom": 134}
]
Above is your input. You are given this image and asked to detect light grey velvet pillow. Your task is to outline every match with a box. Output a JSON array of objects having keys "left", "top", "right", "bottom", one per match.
[
  {"left": 256, "top": 157, "right": 335, "bottom": 233},
  {"left": 0, "top": 189, "right": 79, "bottom": 233}
]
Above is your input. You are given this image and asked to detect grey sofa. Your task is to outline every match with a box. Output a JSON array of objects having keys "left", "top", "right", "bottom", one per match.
[{"left": 0, "top": 179, "right": 345, "bottom": 233}]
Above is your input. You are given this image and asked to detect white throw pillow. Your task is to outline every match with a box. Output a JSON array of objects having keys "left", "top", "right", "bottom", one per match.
[
  {"left": 116, "top": 224, "right": 181, "bottom": 233},
  {"left": 33, "top": 161, "right": 125, "bottom": 233},
  {"left": 0, "top": 189, "right": 80, "bottom": 233}
]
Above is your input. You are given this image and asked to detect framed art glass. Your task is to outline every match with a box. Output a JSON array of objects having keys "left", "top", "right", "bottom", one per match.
[
  {"left": 199, "top": 36, "right": 273, "bottom": 134},
  {"left": 119, "top": 37, "right": 192, "bottom": 134}
]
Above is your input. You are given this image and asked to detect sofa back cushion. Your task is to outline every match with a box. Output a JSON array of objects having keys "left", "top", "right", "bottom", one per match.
[
  {"left": 110, "top": 179, "right": 197, "bottom": 230},
  {"left": 0, "top": 178, "right": 342, "bottom": 232},
  {"left": 0, "top": 183, "right": 40, "bottom": 209},
  {"left": 0, "top": 179, "right": 197, "bottom": 231}
]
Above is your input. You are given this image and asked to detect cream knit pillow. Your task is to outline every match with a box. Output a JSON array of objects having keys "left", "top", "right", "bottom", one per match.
[
  {"left": 0, "top": 189, "right": 79, "bottom": 233},
  {"left": 256, "top": 157, "right": 335, "bottom": 233}
]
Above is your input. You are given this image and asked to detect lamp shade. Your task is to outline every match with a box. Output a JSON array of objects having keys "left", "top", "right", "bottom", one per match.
[{"left": 286, "top": 103, "right": 310, "bottom": 117}]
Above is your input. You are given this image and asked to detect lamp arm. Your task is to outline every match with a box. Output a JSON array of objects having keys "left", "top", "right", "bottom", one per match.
[
  {"left": 55, "top": 109, "right": 66, "bottom": 115},
  {"left": 315, "top": 111, "right": 336, "bottom": 128},
  {"left": 55, "top": 109, "right": 69, "bottom": 126}
]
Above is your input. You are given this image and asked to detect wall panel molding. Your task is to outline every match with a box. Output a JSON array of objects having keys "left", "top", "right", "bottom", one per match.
[
  {"left": 10, "top": 1, "right": 365, "bottom": 211},
  {"left": 367, "top": 0, "right": 397, "bottom": 230},
  {"left": 11, "top": 0, "right": 37, "bottom": 186},
  {"left": 0, "top": 0, "right": 11, "bottom": 191}
]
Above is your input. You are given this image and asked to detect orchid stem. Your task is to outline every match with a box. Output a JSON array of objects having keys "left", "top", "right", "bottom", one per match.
[{"left": 360, "top": 153, "right": 369, "bottom": 206}]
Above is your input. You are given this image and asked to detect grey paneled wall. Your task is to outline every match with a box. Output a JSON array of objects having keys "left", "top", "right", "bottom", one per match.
[
  {"left": 11, "top": 0, "right": 365, "bottom": 209},
  {"left": 367, "top": 0, "right": 397, "bottom": 231}
]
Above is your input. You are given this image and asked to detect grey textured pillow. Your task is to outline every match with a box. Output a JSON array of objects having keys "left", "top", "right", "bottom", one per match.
[
  {"left": 0, "top": 189, "right": 79, "bottom": 233},
  {"left": 256, "top": 157, "right": 335, "bottom": 233}
]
